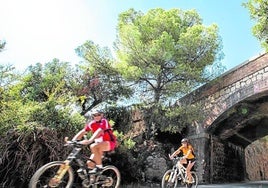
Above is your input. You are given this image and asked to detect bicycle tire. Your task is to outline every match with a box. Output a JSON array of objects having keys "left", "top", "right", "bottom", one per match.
[
  {"left": 94, "top": 165, "right": 121, "bottom": 188},
  {"left": 185, "top": 171, "right": 198, "bottom": 188},
  {"left": 29, "top": 161, "right": 74, "bottom": 188},
  {"left": 161, "top": 169, "right": 178, "bottom": 188}
]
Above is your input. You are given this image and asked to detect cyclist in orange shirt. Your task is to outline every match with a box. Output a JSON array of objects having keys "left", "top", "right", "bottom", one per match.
[{"left": 170, "top": 138, "right": 196, "bottom": 183}]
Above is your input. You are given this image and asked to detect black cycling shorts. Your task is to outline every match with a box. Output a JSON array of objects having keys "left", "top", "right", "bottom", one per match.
[
  {"left": 186, "top": 158, "right": 195, "bottom": 163},
  {"left": 183, "top": 158, "right": 196, "bottom": 168}
]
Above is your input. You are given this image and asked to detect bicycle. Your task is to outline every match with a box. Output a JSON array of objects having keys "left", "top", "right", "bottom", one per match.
[
  {"left": 161, "top": 156, "right": 198, "bottom": 188},
  {"left": 29, "top": 138, "right": 121, "bottom": 188}
]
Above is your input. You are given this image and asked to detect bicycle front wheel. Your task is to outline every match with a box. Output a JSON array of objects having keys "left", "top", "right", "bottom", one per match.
[
  {"left": 94, "top": 165, "right": 121, "bottom": 188},
  {"left": 161, "top": 169, "right": 178, "bottom": 188},
  {"left": 29, "top": 161, "right": 74, "bottom": 188},
  {"left": 185, "top": 171, "right": 198, "bottom": 188}
]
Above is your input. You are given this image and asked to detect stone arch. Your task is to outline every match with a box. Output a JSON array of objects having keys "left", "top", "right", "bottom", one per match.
[
  {"left": 206, "top": 91, "right": 268, "bottom": 148},
  {"left": 203, "top": 78, "right": 268, "bottom": 130},
  {"left": 202, "top": 92, "right": 268, "bottom": 183}
]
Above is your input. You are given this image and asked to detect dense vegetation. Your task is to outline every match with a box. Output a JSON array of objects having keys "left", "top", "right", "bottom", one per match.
[
  {"left": 0, "top": 8, "right": 226, "bottom": 187},
  {"left": 244, "top": 0, "right": 268, "bottom": 51}
]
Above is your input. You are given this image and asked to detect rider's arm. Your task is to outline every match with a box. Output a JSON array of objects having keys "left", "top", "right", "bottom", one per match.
[
  {"left": 78, "top": 128, "right": 103, "bottom": 145},
  {"left": 88, "top": 128, "right": 103, "bottom": 142},
  {"left": 170, "top": 148, "right": 181, "bottom": 159},
  {"left": 72, "top": 129, "right": 87, "bottom": 141}
]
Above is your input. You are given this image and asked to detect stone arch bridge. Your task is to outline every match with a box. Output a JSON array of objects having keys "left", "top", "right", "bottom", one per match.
[{"left": 183, "top": 53, "right": 268, "bottom": 183}]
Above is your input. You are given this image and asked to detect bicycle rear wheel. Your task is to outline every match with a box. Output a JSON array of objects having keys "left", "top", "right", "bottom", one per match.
[
  {"left": 29, "top": 161, "right": 74, "bottom": 188},
  {"left": 185, "top": 171, "right": 198, "bottom": 188},
  {"left": 94, "top": 165, "right": 120, "bottom": 188},
  {"left": 161, "top": 169, "right": 178, "bottom": 188}
]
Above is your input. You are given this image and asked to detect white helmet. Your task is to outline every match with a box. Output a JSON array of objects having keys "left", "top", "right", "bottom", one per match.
[
  {"left": 91, "top": 109, "right": 103, "bottom": 116},
  {"left": 181, "top": 138, "right": 189, "bottom": 143}
]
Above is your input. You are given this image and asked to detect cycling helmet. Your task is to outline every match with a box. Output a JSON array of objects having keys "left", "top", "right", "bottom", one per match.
[
  {"left": 91, "top": 109, "right": 103, "bottom": 116},
  {"left": 181, "top": 138, "right": 188, "bottom": 143}
]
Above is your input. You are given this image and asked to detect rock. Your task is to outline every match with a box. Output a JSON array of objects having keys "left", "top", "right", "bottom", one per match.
[{"left": 144, "top": 155, "right": 167, "bottom": 182}]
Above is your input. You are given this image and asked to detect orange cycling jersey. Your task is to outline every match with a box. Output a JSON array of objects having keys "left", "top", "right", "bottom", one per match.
[{"left": 178, "top": 145, "right": 195, "bottom": 159}]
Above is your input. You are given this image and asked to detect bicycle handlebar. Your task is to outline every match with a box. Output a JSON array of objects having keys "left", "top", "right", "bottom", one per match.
[
  {"left": 169, "top": 154, "right": 184, "bottom": 161},
  {"left": 64, "top": 137, "right": 84, "bottom": 147}
]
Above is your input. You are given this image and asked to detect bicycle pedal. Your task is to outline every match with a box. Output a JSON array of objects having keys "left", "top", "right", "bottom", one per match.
[
  {"left": 77, "top": 168, "right": 88, "bottom": 180},
  {"left": 186, "top": 180, "right": 195, "bottom": 184},
  {"left": 82, "top": 179, "right": 90, "bottom": 188},
  {"left": 102, "top": 177, "right": 113, "bottom": 187},
  {"left": 88, "top": 167, "right": 103, "bottom": 174}
]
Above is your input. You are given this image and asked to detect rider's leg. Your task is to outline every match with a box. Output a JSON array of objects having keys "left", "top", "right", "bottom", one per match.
[
  {"left": 186, "top": 161, "right": 195, "bottom": 182},
  {"left": 88, "top": 142, "right": 110, "bottom": 169},
  {"left": 178, "top": 158, "right": 186, "bottom": 170},
  {"left": 87, "top": 153, "right": 96, "bottom": 169},
  {"left": 179, "top": 158, "right": 187, "bottom": 165}
]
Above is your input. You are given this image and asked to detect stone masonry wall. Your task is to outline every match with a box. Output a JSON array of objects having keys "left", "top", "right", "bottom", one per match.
[
  {"left": 190, "top": 135, "right": 211, "bottom": 184},
  {"left": 245, "top": 137, "right": 268, "bottom": 180},
  {"left": 210, "top": 137, "right": 245, "bottom": 183},
  {"left": 202, "top": 53, "right": 268, "bottom": 127},
  {"left": 196, "top": 53, "right": 268, "bottom": 101}
]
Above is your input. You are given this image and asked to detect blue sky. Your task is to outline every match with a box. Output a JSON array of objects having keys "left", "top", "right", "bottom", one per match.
[{"left": 0, "top": 0, "right": 265, "bottom": 72}]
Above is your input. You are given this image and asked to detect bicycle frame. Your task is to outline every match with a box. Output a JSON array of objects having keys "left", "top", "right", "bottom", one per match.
[
  {"left": 176, "top": 161, "right": 188, "bottom": 183},
  {"left": 48, "top": 142, "right": 87, "bottom": 186},
  {"left": 162, "top": 156, "right": 198, "bottom": 188},
  {"left": 29, "top": 140, "right": 121, "bottom": 188}
]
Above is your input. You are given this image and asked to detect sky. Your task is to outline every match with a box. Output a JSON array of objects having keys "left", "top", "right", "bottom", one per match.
[{"left": 0, "top": 0, "right": 265, "bottom": 72}]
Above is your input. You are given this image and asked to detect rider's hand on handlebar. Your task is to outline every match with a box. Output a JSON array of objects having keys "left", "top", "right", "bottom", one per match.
[
  {"left": 64, "top": 137, "right": 75, "bottom": 146},
  {"left": 169, "top": 154, "right": 174, "bottom": 160},
  {"left": 64, "top": 136, "right": 92, "bottom": 146},
  {"left": 78, "top": 139, "right": 92, "bottom": 145}
]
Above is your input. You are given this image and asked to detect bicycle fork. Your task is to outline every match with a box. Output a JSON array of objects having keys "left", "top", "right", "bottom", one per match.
[
  {"left": 178, "top": 168, "right": 187, "bottom": 184},
  {"left": 49, "top": 160, "right": 70, "bottom": 187},
  {"left": 165, "top": 170, "right": 177, "bottom": 184},
  {"left": 171, "top": 171, "right": 177, "bottom": 183}
]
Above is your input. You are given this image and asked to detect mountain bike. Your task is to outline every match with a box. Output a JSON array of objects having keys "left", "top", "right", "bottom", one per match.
[
  {"left": 29, "top": 138, "right": 121, "bottom": 188},
  {"left": 161, "top": 156, "right": 198, "bottom": 188}
]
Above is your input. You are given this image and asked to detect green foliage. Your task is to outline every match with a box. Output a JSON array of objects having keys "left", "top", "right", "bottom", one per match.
[
  {"left": 115, "top": 8, "right": 225, "bottom": 104},
  {"left": 259, "top": 135, "right": 268, "bottom": 142},
  {"left": 244, "top": 0, "right": 268, "bottom": 50},
  {"left": 21, "top": 59, "right": 73, "bottom": 102},
  {"left": 75, "top": 41, "right": 133, "bottom": 115},
  {"left": 142, "top": 102, "right": 204, "bottom": 135},
  {"left": 104, "top": 106, "right": 136, "bottom": 149},
  {"left": 0, "top": 99, "right": 24, "bottom": 134},
  {"left": 105, "top": 105, "right": 132, "bottom": 133},
  {"left": 113, "top": 130, "right": 136, "bottom": 149},
  {"left": 26, "top": 100, "right": 85, "bottom": 132},
  {"left": 164, "top": 103, "right": 204, "bottom": 132},
  {"left": 0, "top": 65, "right": 24, "bottom": 134},
  {"left": 0, "top": 40, "right": 5, "bottom": 52},
  {"left": 123, "top": 138, "right": 136, "bottom": 149},
  {"left": 15, "top": 122, "right": 40, "bottom": 133},
  {"left": 0, "top": 64, "right": 17, "bottom": 88},
  {"left": 0, "top": 61, "right": 86, "bottom": 135}
]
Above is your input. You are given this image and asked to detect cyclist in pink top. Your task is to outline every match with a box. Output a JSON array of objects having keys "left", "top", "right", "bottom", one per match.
[{"left": 71, "top": 109, "right": 116, "bottom": 173}]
